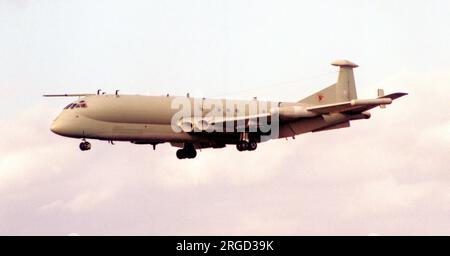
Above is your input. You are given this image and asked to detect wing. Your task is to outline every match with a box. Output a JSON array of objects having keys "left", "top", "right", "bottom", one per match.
[
  {"left": 209, "top": 113, "right": 272, "bottom": 130},
  {"left": 178, "top": 113, "right": 272, "bottom": 133}
]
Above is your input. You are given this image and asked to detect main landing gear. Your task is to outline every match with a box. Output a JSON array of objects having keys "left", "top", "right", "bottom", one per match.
[
  {"left": 236, "top": 132, "right": 257, "bottom": 152},
  {"left": 79, "top": 139, "right": 91, "bottom": 151},
  {"left": 176, "top": 143, "right": 197, "bottom": 159}
]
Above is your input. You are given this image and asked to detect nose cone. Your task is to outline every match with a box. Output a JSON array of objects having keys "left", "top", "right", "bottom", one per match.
[
  {"left": 50, "top": 112, "right": 83, "bottom": 138},
  {"left": 50, "top": 119, "right": 63, "bottom": 135},
  {"left": 50, "top": 117, "right": 73, "bottom": 136}
]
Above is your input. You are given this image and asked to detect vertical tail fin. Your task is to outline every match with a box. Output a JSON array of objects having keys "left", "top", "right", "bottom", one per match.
[{"left": 299, "top": 60, "right": 358, "bottom": 105}]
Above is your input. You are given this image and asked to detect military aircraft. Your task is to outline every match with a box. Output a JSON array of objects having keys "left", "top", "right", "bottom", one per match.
[{"left": 45, "top": 60, "right": 406, "bottom": 159}]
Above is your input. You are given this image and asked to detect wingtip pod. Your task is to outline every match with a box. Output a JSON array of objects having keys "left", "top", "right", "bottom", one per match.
[{"left": 331, "top": 59, "right": 359, "bottom": 68}]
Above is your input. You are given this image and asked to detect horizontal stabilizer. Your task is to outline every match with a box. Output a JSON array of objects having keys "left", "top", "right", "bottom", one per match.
[
  {"left": 379, "top": 92, "right": 408, "bottom": 100},
  {"left": 306, "top": 92, "right": 407, "bottom": 114}
]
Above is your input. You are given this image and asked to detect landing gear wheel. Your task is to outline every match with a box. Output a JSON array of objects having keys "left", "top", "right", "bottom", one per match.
[
  {"left": 248, "top": 140, "right": 257, "bottom": 151},
  {"left": 236, "top": 141, "right": 249, "bottom": 151},
  {"left": 176, "top": 149, "right": 186, "bottom": 159},
  {"left": 187, "top": 149, "right": 197, "bottom": 159},
  {"left": 176, "top": 144, "right": 197, "bottom": 159},
  {"left": 79, "top": 141, "right": 91, "bottom": 151}
]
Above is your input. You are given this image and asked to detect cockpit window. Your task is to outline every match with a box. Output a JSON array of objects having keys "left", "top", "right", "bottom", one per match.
[{"left": 64, "top": 101, "right": 88, "bottom": 110}]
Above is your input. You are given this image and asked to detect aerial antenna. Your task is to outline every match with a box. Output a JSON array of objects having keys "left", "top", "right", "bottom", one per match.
[{"left": 43, "top": 93, "right": 95, "bottom": 97}]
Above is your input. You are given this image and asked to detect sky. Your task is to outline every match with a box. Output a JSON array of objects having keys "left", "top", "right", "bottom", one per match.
[{"left": 0, "top": 0, "right": 449, "bottom": 235}]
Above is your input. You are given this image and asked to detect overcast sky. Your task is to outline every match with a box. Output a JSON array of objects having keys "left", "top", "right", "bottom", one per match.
[{"left": 0, "top": 0, "right": 449, "bottom": 235}]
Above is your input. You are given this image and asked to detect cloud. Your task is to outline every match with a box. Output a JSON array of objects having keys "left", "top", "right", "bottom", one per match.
[
  {"left": 0, "top": 69, "right": 449, "bottom": 235},
  {"left": 420, "top": 120, "right": 450, "bottom": 146},
  {"left": 39, "top": 188, "right": 117, "bottom": 213}
]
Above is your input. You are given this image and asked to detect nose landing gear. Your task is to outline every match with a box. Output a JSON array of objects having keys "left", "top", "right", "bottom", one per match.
[{"left": 79, "top": 140, "right": 91, "bottom": 151}]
